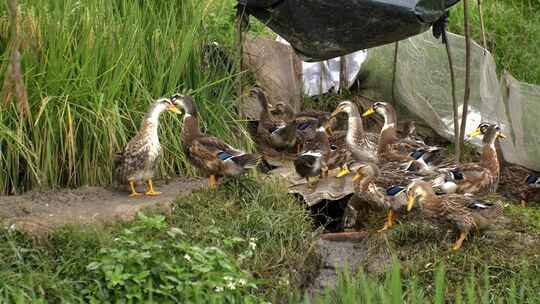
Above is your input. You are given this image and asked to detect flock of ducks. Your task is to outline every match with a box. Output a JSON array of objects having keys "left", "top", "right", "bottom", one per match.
[{"left": 115, "top": 92, "right": 535, "bottom": 250}]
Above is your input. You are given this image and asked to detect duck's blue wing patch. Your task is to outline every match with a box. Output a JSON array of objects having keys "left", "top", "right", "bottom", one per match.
[
  {"left": 297, "top": 122, "right": 311, "bottom": 130},
  {"left": 386, "top": 185, "right": 405, "bottom": 196},
  {"left": 409, "top": 149, "right": 425, "bottom": 160},
  {"left": 526, "top": 175, "right": 538, "bottom": 185},
  {"left": 217, "top": 151, "right": 234, "bottom": 161}
]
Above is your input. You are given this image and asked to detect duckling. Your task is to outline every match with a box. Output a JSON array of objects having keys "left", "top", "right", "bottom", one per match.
[
  {"left": 294, "top": 117, "right": 331, "bottom": 188},
  {"left": 330, "top": 101, "right": 378, "bottom": 177},
  {"left": 362, "top": 102, "right": 435, "bottom": 162},
  {"left": 348, "top": 163, "right": 408, "bottom": 232},
  {"left": 114, "top": 97, "right": 181, "bottom": 196},
  {"left": 172, "top": 94, "right": 260, "bottom": 189},
  {"left": 406, "top": 180, "right": 503, "bottom": 250},
  {"left": 255, "top": 89, "right": 297, "bottom": 151},
  {"left": 434, "top": 122, "right": 505, "bottom": 194}
]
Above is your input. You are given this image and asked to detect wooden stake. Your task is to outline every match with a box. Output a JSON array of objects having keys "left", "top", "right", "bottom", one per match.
[
  {"left": 339, "top": 56, "right": 347, "bottom": 93},
  {"left": 444, "top": 34, "right": 460, "bottom": 164},
  {"left": 391, "top": 42, "right": 399, "bottom": 105}
]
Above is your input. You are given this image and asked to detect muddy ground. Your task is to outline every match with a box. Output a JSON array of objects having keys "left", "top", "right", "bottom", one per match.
[{"left": 0, "top": 178, "right": 206, "bottom": 234}]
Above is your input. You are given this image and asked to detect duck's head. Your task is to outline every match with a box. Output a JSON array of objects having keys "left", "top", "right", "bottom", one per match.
[
  {"left": 362, "top": 101, "right": 390, "bottom": 118},
  {"left": 467, "top": 122, "right": 505, "bottom": 144},
  {"left": 331, "top": 100, "right": 359, "bottom": 117},
  {"left": 170, "top": 93, "right": 197, "bottom": 116},
  {"left": 151, "top": 97, "right": 182, "bottom": 115},
  {"left": 406, "top": 180, "right": 435, "bottom": 211},
  {"left": 352, "top": 162, "right": 380, "bottom": 183},
  {"left": 272, "top": 102, "right": 295, "bottom": 119}
]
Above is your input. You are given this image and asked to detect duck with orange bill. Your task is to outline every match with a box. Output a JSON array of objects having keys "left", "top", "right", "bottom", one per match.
[
  {"left": 330, "top": 100, "right": 378, "bottom": 177},
  {"left": 344, "top": 162, "right": 409, "bottom": 232},
  {"left": 362, "top": 101, "right": 440, "bottom": 163},
  {"left": 406, "top": 180, "right": 503, "bottom": 251},
  {"left": 433, "top": 122, "right": 505, "bottom": 195},
  {"left": 172, "top": 94, "right": 260, "bottom": 189},
  {"left": 114, "top": 97, "right": 182, "bottom": 196}
]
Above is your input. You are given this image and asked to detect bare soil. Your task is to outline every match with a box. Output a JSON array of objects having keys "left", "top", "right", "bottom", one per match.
[{"left": 0, "top": 178, "right": 206, "bottom": 234}]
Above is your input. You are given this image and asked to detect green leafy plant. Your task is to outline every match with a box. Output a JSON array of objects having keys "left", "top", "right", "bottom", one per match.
[{"left": 85, "top": 213, "right": 260, "bottom": 303}]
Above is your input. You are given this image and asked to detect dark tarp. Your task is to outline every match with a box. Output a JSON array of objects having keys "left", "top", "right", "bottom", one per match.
[{"left": 238, "top": 0, "right": 460, "bottom": 61}]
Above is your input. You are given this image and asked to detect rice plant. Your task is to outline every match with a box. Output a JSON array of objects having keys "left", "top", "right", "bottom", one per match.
[{"left": 0, "top": 0, "right": 246, "bottom": 194}]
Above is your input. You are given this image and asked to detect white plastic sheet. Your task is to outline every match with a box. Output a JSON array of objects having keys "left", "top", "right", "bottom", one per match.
[{"left": 276, "top": 36, "right": 367, "bottom": 96}]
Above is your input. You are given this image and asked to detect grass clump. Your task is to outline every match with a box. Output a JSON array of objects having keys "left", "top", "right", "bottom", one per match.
[
  {"left": 303, "top": 261, "right": 540, "bottom": 303},
  {"left": 0, "top": 178, "right": 316, "bottom": 303}
]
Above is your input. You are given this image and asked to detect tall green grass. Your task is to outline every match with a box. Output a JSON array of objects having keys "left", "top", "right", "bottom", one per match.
[
  {"left": 448, "top": 0, "right": 540, "bottom": 84},
  {"left": 303, "top": 262, "right": 540, "bottom": 304},
  {"left": 0, "top": 0, "right": 247, "bottom": 194}
]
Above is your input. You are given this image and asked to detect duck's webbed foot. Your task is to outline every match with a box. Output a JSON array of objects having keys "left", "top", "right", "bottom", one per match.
[
  {"left": 209, "top": 175, "right": 219, "bottom": 189},
  {"left": 145, "top": 179, "right": 162, "bottom": 196},
  {"left": 129, "top": 181, "right": 141, "bottom": 197},
  {"left": 377, "top": 209, "right": 395, "bottom": 233},
  {"left": 452, "top": 231, "right": 467, "bottom": 251}
]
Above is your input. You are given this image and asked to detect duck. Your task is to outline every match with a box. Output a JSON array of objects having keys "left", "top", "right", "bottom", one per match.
[
  {"left": 294, "top": 116, "right": 332, "bottom": 188},
  {"left": 114, "top": 97, "right": 181, "bottom": 196},
  {"left": 362, "top": 102, "right": 438, "bottom": 163},
  {"left": 171, "top": 94, "right": 260, "bottom": 189},
  {"left": 521, "top": 174, "right": 540, "bottom": 206},
  {"left": 406, "top": 180, "right": 503, "bottom": 250},
  {"left": 346, "top": 163, "right": 408, "bottom": 232},
  {"left": 330, "top": 101, "right": 379, "bottom": 177},
  {"left": 254, "top": 89, "right": 297, "bottom": 152},
  {"left": 433, "top": 122, "right": 505, "bottom": 194}
]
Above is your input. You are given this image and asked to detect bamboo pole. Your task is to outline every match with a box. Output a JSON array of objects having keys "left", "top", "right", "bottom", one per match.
[
  {"left": 477, "top": 0, "right": 488, "bottom": 51},
  {"left": 458, "top": 0, "right": 472, "bottom": 157},
  {"left": 236, "top": 5, "right": 245, "bottom": 106},
  {"left": 2, "top": 0, "right": 29, "bottom": 118}
]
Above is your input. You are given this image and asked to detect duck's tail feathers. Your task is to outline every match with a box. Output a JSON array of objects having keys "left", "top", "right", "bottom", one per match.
[{"left": 231, "top": 153, "right": 261, "bottom": 169}]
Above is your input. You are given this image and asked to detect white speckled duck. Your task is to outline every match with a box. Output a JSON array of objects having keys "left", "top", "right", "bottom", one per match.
[
  {"left": 172, "top": 94, "right": 260, "bottom": 189},
  {"left": 114, "top": 97, "right": 181, "bottom": 196}
]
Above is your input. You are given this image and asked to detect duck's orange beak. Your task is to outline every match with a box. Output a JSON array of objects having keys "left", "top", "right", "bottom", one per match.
[
  {"left": 362, "top": 107, "right": 375, "bottom": 117},
  {"left": 352, "top": 172, "right": 362, "bottom": 182},
  {"left": 407, "top": 193, "right": 415, "bottom": 211},
  {"left": 168, "top": 105, "right": 182, "bottom": 114},
  {"left": 330, "top": 106, "right": 343, "bottom": 118},
  {"left": 466, "top": 128, "right": 482, "bottom": 139},
  {"left": 497, "top": 132, "right": 506, "bottom": 140}
]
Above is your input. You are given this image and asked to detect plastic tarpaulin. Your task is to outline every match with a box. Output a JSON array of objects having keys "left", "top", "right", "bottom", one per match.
[
  {"left": 361, "top": 31, "right": 540, "bottom": 172},
  {"left": 239, "top": 0, "right": 457, "bottom": 61}
]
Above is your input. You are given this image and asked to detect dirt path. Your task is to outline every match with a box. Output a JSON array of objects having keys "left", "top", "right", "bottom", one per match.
[{"left": 0, "top": 178, "right": 206, "bottom": 233}]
